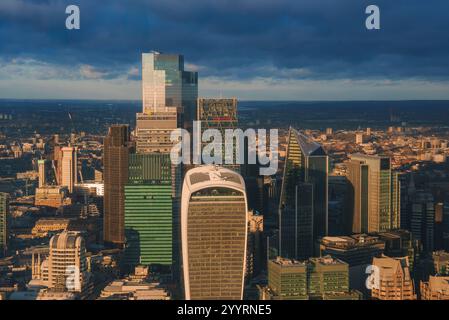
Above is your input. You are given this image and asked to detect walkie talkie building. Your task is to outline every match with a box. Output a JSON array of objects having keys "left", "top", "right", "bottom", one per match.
[{"left": 181, "top": 166, "right": 248, "bottom": 300}]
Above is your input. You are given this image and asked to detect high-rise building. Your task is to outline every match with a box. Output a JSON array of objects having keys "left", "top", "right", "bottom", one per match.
[
  {"left": 38, "top": 159, "right": 46, "bottom": 188},
  {"left": 48, "top": 231, "right": 90, "bottom": 294},
  {"left": 0, "top": 193, "right": 8, "bottom": 257},
  {"left": 140, "top": 52, "right": 198, "bottom": 132},
  {"left": 370, "top": 256, "right": 416, "bottom": 300},
  {"left": 181, "top": 166, "right": 247, "bottom": 300},
  {"left": 61, "top": 147, "right": 77, "bottom": 193},
  {"left": 197, "top": 98, "right": 239, "bottom": 171},
  {"left": 347, "top": 154, "right": 400, "bottom": 233},
  {"left": 410, "top": 191, "right": 435, "bottom": 253},
  {"left": 103, "top": 125, "right": 132, "bottom": 246},
  {"left": 124, "top": 153, "right": 173, "bottom": 268},
  {"left": 137, "top": 52, "right": 197, "bottom": 154},
  {"left": 137, "top": 52, "right": 197, "bottom": 282},
  {"left": 141, "top": 52, "right": 198, "bottom": 115},
  {"left": 279, "top": 128, "right": 328, "bottom": 259}
]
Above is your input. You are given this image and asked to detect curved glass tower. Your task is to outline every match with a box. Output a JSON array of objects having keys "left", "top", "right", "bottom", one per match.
[{"left": 181, "top": 166, "right": 247, "bottom": 300}]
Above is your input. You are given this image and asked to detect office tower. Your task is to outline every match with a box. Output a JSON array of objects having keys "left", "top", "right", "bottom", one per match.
[
  {"left": 279, "top": 182, "right": 314, "bottom": 260},
  {"left": 410, "top": 191, "right": 435, "bottom": 253},
  {"left": 420, "top": 276, "right": 449, "bottom": 300},
  {"left": 326, "top": 128, "right": 333, "bottom": 136},
  {"left": 260, "top": 256, "right": 361, "bottom": 300},
  {"left": 181, "top": 166, "right": 247, "bottom": 300},
  {"left": 436, "top": 203, "right": 449, "bottom": 251},
  {"left": 140, "top": 52, "right": 198, "bottom": 130},
  {"left": 141, "top": 52, "right": 198, "bottom": 115},
  {"left": 371, "top": 256, "right": 416, "bottom": 300},
  {"left": 38, "top": 159, "right": 46, "bottom": 188},
  {"left": 52, "top": 145, "right": 63, "bottom": 185},
  {"left": 61, "top": 147, "right": 77, "bottom": 193},
  {"left": 247, "top": 211, "right": 264, "bottom": 279},
  {"left": 48, "top": 231, "right": 89, "bottom": 294},
  {"left": 103, "top": 125, "right": 132, "bottom": 246},
  {"left": 137, "top": 52, "right": 197, "bottom": 153},
  {"left": 197, "top": 98, "right": 239, "bottom": 171},
  {"left": 0, "top": 193, "right": 8, "bottom": 257},
  {"left": 328, "top": 175, "right": 352, "bottom": 235},
  {"left": 124, "top": 153, "right": 173, "bottom": 268},
  {"left": 347, "top": 154, "right": 400, "bottom": 233},
  {"left": 279, "top": 128, "right": 328, "bottom": 259}
]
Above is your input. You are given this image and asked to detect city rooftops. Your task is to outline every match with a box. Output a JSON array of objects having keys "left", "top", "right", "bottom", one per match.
[
  {"left": 271, "top": 256, "right": 307, "bottom": 267},
  {"left": 321, "top": 234, "right": 384, "bottom": 249},
  {"left": 351, "top": 153, "right": 390, "bottom": 160},
  {"left": 309, "top": 255, "right": 347, "bottom": 266}
]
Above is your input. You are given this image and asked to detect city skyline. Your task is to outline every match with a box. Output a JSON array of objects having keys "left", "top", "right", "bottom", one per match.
[{"left": 1, "top": 1, "right": 449, "bottom": 305}]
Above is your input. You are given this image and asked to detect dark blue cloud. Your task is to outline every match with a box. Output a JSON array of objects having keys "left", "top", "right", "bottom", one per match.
[{"left": 0, "top": 0, "right": 449, "bottom": 81}]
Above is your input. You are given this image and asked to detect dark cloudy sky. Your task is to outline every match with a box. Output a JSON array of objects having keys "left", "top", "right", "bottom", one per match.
[{"left": 1, "top": 0, "right": 449, "bottom": 100}]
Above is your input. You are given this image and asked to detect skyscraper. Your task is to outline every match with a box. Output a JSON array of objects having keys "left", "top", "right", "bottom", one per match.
[
  {"left": 103, "top": 125, "right": 132, "bottom": 246},
  {"left": 38, "top": 159, "right": 46, "bottom": 188},
  {"left": 181, "top": 166, "right": 247, "bottom": 300},
  {"left": 279, "top": 128, "right": 328, "bottom": 259},
  {"left": 61, "top": 147, "right": 77, "bottom": 193},
  {"left": 410, "top": 191, "right": 435, "bottom": 253},
  {"left": 347, "top": 154, "right": 400, "bottom": 233},
  {"left": 197, "top": 98, "right": 239, "bottom": 171},
  {"left": 139, "top": 52, "right": 198, "bottom": 133},
  {"left": 137, "top": 52, "right": 197, "bottom": 155},
  {"left": 141, "top": 52, "right": 198, "bottom": 115},
  {"left": 0, "top": 193, "right": 8, "bottom": 257},
  {"left": 137, "top": 52, "right": 197, "bottom": 280},
  {"left": 124, "top": 153, "right": 173, "bottom": 268}
]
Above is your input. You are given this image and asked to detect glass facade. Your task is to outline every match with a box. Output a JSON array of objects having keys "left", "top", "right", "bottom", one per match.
[
  {"left": 186, "top": 188, "right": 246, "bottom": 299},
  {"left": 141, "top": 52, "right": 198, "bottom": 122},
  {"left": 348, "top": 154, "right": 400, "bottom": 233},
  {"left": 124, "top": 154, "right": 173, "bottom": 267},
  {"left": 279, "top": 128, "right": 328, "bottom": 259},
  {"left": 197, "top": 98, "right": 239, "bottom": 172},
  {"left": 182, "top": 167, "right": 247, "bottom": 300}
]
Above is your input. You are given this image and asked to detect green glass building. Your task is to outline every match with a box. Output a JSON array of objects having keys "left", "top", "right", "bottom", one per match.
[{"left": 124, "top": 154, "right": 173, "bottom": 268}]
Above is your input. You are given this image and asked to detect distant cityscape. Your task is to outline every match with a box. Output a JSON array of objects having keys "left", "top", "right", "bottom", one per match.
[{"left": 1, "top": 52, "right": 449, "bottom": 301}]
